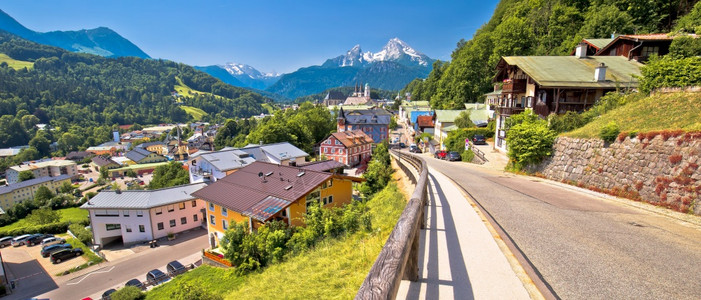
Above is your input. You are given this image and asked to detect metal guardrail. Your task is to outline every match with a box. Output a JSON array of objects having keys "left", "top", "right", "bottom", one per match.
[
  {"left": 467, "top": 140, "right": 488, "bottom": 164},
  {"left": 356, "top": 150, "right": 428, "bottom": 300}
]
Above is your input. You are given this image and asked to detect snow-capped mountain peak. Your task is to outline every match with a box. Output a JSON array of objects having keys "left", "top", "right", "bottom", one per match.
[
  {"left": 326, "top": 38, "right": 432, "bottom": 68},
  {"left": 220, "top": 63, "right": 279, "bottom": 79}
]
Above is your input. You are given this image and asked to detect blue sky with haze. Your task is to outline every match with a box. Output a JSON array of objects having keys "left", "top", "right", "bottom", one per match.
[{"left": 1, "top": 0, "right": 498, "bottom": 73}]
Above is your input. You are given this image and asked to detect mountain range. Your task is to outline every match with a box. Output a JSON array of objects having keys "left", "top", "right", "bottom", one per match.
[{"left": 195, "top": 63, "right": 280, "bottom": 90}]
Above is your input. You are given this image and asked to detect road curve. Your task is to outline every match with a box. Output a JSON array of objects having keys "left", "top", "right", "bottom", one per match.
[{"left": 425, "top": 156, "right": 701, "bottom": 300}]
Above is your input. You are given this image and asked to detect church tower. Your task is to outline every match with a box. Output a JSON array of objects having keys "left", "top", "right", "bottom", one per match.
[
  {"left": 337, "top": 107, "right": 346, "bottom": 132},
  {"left": 364, "top": 83, "right": 370, "bottom": 99}
]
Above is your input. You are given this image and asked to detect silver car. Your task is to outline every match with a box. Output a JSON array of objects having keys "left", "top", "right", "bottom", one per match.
[{"left": 0, "top": 236, "right": 13, "bottom": 248}]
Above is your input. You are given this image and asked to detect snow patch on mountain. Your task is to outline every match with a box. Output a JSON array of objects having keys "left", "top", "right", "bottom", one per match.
[
  {"left": 220, "top": 63, "right": 279, "bottom": 79},
  {"left": 330, "top": 38, "right": 431, "bottom": 68}
]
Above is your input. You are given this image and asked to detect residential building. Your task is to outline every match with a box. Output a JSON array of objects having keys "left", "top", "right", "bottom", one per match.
[
  {"left": 464, "top": 103, "right": 492, "bottom": 127},
  {"left": 187, "top": 149, "right": 256, "bottom": 183},
  {"left": 192, "top": 161, "right": 363, "bottom": 248},
  {"left": 337, "top": 108, "right": 391, "bottom": 143},
  {"left": 319, "top": 130, "right": 373, "bottom": 167},
  {"left": 239, "top": 142, "right": 309, "bottom": 166},
  {"left": 492, "top": 54, "right": 642, "bottom": 152},
  {"left": 125, "top": 147, "right": 168, "bottom": 164},
  {"left": 398, "top": 100, "right": 431, "bottom": 122},
  {"left": 432, "top": 110, "right": 465, "bottom": 147},
  {"left": 86, "top": 146, "right": 117, "bottom": 156},
  {"left": 80, "top": 183, "right": 207, "bottom": 246},
  {"left": 91, "top": 156, "right": 120, "bottom": 172},
  {"left": 415, "top": 115, "right": 435, "bottom": 134},
  {"left": 138, "top": 141, "right": 168, "bottom": 156},
  {"left": 569, "top": 38, "right": 613, "bottom": 56},
  {"left": 298, "top": 160, "right": 346, "bottom": 174},
  {"left": 0, "top": 175, "right": 71, "bottom": 211},
  {"left": 6, "top": 160, "right": 78, "bottom": 184},
  {"left": 65, "top": 151, "right": 93, "bottom": 162},
  {"left": 594, "top": 33, "right": 697, "bottom": 62},
  {"left": 0, "top": 146, "right": 29, "bottom": 158}
]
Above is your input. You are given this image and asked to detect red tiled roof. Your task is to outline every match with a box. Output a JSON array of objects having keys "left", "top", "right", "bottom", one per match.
[
  {"left": 191, "top": 161, "right": 331, "bottom": 215},
  {"left": 416, "top": 115, "right": 434, "bottom": 127},
  {"left": 328, "top": 130, "right": 373, "bottom": 148}
]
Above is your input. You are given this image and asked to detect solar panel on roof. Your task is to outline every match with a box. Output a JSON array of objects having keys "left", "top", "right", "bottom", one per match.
[{"left": 284, "top": 185, "right": 293, "bottom": 190}]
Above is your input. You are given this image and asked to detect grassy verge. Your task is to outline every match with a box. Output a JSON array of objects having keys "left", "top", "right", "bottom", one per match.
[
  {"left": 0, "top": 53, "right": 33, "bottom": 70},
  {"left": 564, "top": 92, "right": 701, "bottom": 138},
  {"left": 56, "top": 235, "right": 104, "bottom": 276},
  {"left": 180, "top": 105, "right": 208, "bottom": 120},
  {"left": 0, "top": 207, "right": 89, "bottom": 231},
  {"left": 146, "top": 183, "right": 406, "bottom": 299}
]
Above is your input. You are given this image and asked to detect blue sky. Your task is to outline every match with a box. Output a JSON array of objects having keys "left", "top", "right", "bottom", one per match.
[{"left": 2, "top": 0, "right": 498, "bottom": 74}]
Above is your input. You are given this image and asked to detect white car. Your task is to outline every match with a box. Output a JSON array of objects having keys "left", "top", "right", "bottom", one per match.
[
  {"left": 11, "top": 234, "right": 33, "bottom": 247},
  {"left": 41, "top": 237, "right": 66, "bottom": 247}
]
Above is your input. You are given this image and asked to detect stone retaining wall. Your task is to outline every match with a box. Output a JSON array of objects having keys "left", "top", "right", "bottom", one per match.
[{"left": 535, "top": 133, "right": 701, "bottom": 215}]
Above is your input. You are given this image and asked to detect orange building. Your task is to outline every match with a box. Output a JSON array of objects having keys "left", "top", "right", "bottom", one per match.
[{"left": 192, "top": 161, "right": 363, "bottom": 248}]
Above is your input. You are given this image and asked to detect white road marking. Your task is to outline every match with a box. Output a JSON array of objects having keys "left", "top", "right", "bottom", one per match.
[{"left": 67, "top": 266, "right": 115, "bottom": 285}]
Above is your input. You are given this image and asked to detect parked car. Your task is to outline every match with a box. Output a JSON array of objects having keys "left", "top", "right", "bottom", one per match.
[
  {"left": 0, "top": 236, "right": 14, "bottom": 248},
  {"left": 12, "top": 234, "right": 37, "bottom": 247},
  {"left": 146, "top": 269, "right": 168, "bottom": 286},
  {"left": 125, "top": 278, "right": 144, "bottom": 290},
  {"left": 409, "top": 144, "right": 421, "bottom": 153},
  {"left": 399, "top": 142, "right": 406, "bottom": 148},
  {"left": 101, "top": 288, "right": 116, "bottom": 300},
  {"left": 472, "top": 134, "right": 487, "bottom": 145},
  {"left": 41, "top": 237, "right": 65, "bottom": 247},
  {"left": 434, "top": 150, "right": 448, "bottom": 160},
  {"left": 27, "top": 234, "right": 54, "bottom": 246},
  {"left": 166, "top": 260, "right": 187, "bottom": 277},
  {"left": 41, "top": 243, "right": 73, "bottom": 257},
  {"left": 448, "top": 151, "right": 462, "bottom": 161},
  {"left": 50, "top": 248, "right": 83, "bottom": 263}
]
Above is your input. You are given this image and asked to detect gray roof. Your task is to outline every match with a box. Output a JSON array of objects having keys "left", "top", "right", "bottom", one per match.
[
  {"left": 241, "top": 142, "right": 308, "bottom": 162},
  {"left": 198, "top": 149, "right": 256, "bottom": 172},
  {"left": 0, "top": 175, "right": 72, "bottom": 195},
  {"left": 125, "top": 147, "right": 153, "bottom": 162},
  {"left": 138, "top": 141, "right": 165, "bottom": 148},
  {"left": 342, "top": 109, "right": 391, "bottom": 125},
  {"left": 81, "top": 183, "right": 207, "bottom": 210}
]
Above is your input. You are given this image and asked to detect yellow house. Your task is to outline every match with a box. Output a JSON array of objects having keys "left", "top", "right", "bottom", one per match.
[
  {"left": 192, "top": 161, "right": 363, "bottom": 248},
  {"left": 125, "top": 147, "right": 167, "bottom": 164},
  {"left": 0, "top": 175, "right": 71, "bottom": 211},
  {"left": 139, "top": 141, "right": 168, "bottom": 156}
]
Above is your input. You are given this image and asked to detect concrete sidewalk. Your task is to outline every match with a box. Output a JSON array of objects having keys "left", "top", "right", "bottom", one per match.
[{"left": 396, "top": 167, "right": 532, "bottom": 300}]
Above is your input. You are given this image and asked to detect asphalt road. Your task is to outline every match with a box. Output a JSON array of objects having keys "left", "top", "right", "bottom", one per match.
[
  {"left": 422, "top": 156, "right": 701, "bottom": 300},
  {"left": 4, "top": 229, "right": 208, "bottom": 300}
]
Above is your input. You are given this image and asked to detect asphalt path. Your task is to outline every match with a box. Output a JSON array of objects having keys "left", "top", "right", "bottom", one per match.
[
  {"left": 5, "top": 229, "right": 208, "bottom": 300},
  {"left": 422, "top": 155, "right": 701, "bottom": 300}
]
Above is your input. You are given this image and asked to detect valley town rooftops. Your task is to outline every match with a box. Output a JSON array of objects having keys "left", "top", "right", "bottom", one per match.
[{"left": 81, "top": 183, "right": 207, "bottom": 210}]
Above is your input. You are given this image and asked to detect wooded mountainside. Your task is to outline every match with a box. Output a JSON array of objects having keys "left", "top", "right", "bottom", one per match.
[
  {"left": 0, "top": 30, "right": 267, "bottom": 149},
  {"left": 402, "top": 0, "right": 701, "bottom": 109}
]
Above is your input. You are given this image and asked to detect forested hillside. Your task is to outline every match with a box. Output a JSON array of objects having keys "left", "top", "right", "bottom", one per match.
[
  {"left": 0, "top": 30, "right": 266, "bottom": 151},
  {"left": 402, "top": 0, "right": 701, "bottom": 109},
  {"left": 293, "top": 86, "right": 397, "bottom": 104}
]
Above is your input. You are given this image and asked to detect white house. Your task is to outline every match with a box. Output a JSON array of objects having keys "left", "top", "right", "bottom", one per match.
[
  {"left": 6, "top": 160, "right": 78, "bottom": 184},
  {"left": 187, "top": 149, "right": 256, "bottom": 183},
  {"left": 80, "top": 183, "right": 207, "bottom": 246},
  {"left": 239, "top": 142, "right": 309, "bottom": 166}
]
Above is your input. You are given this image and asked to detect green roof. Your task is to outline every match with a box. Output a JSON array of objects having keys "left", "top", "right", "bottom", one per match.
[
  {"left": 404, "top": 100, "right": 430, "bottom": 107},
  {"left": 583, "top": 38, "right": 614, "bottom": 49},
  {"left": 443, "top": 125, "right": 459, "bottom": 132},
  {"left": 501, "top": 56, "right": 642, "bottom": 88},
  {"left": 434, "top": 110, "right": 465, "bottom": 123},
  {"left": 484, "top": 89, "right": 502, "bottom": 96}
]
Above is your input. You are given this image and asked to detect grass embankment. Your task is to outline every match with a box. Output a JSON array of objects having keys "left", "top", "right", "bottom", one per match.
[
  {"left": 57, "top": 235, "right": 104, "bottom": 276},
  {"left": 261, "top": 103, "right": 275, "bottom": 114},
  {"left": 180, "top": 105, "right": 208, "bottom": 120},
  {"left": 0, "top": 207, "right": 88, "bottom": 231},
  {"left": 146, "top": 183, "right": 407, "bottom": 299},
  {"left": 0, "top": 53, "right": 33, "bottom": 70},
  {"left": 564, "top": 92, "right": 701, "bottom": 138}
]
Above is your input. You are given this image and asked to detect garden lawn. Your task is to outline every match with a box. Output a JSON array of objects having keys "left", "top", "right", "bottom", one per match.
[
  {"left": 564, "top": 92, "right": 701, "bottom": 138},
  {"left": 146, "top": 183, "right": 406, "bottom": 299},
  {"left": 0, "top": 207, "right": 88, "bottom": 231}
]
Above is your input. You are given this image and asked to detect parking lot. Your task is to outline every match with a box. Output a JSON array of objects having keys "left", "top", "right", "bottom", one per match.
[{"left": 2, "top": 237, "right": 87, "bottom": 298}]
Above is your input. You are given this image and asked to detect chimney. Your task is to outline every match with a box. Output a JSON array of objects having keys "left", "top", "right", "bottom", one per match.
[
  {"left": 594, "top": 63, "right": 607, "bottom": 82},
  {"left": 575, "top": 43, "right": 587, "bottom": 58}
]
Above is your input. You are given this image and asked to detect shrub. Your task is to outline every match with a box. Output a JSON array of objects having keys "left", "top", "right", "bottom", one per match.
[
  {"left": 0, "top": 221, "right": 69, "bottom": 237},
  {"left": 69, "top": 223, "right": 93, "bottom": 245},
  {"left": 639, "top": 55, "right": 701, "bottom": 94},
  {"left": 461, "top": 149, "right": 475, "bottom": 162},
  {"left": 599, "top": 121, "right": 620, "bottom": 143},
  {"left": 506, "top": 113, "right": 557, "bottom": 171},
  {"left": 111, "top": 286, "right": 144, "bottom": 300},
  {"left": 548, "top": 111, "right": 586, "bottom": 133},
  {"left": 170, "top": 282, "right": 223, "bottom": 300}
]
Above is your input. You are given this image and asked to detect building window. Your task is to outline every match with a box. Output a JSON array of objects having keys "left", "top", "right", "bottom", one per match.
[
  {"left": 210, "top": 215, "right": 215, "bottom": 225},
  {"left": 328, "top": 195, "right": 333, "bottom": 204},
  {"left": 192, "top": 200, "right": 197, "bottom": 207},
  {"left": 322, "top": 197, "right": 328, "bottom": 205},
  {"left": 157, "top": 222, "right": 164, "bottom": 230},
  {"left": 181, "top": 217, "right": 187, "bottom": 225},
  {"left": 641, "top": 46, "right": 659, "bottom": 57},
  {"left": 125, "top": 225, "right": 132, "bottom": 233},
  {"left": 137, "top": 210, "right": 143, "bottom": 217},
  {"left": 209, "top": 203, "right": 214, "bottom": 211},
  {"left": 179, "top": 202, "right": 186, "bottom": 210},
  {"left": 106, "top": 224, "right": 121, "bottom": 231},
  {"left": 168, "top": 205, "right": 174, "bottom": 212},
  {"left": 123, "top": 210, "right": 129, "bottom": 217},
  {"left": 170, "top": 219, "right": 176, "bottom": 227},
  {"left": 223, "top": 219, "right": 228, "bottom": 230},
  {"left": 139, "top": 225, "right": 145, "bottom": 232},
  {"left": 95, "top": 210, "right": 120, "bottom": 217},
  {"left": 193, "top": 214, "right": 199, "bottom": 222},
  {"left": 222, "top": 207, "right": 228, "bottom": 216},
  {"left": 155, "top": 208, "right": 162, "bottom": 215}
]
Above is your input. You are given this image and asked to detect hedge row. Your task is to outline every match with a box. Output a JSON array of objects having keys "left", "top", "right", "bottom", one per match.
[{"left": 0, "top": 221, "right": 70, "bottom": 237}]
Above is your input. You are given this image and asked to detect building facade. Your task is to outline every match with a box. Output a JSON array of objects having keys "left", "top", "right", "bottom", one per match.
[
  {"left": 6, "top": 160, "right": 78, "bottom": 184},
  {"left": 337, "top": 108, "right": 391, "bottom": 144},
  {"left": 319, "top": 130, "right": 373, "bottom": 167},
  {"left": 125, "top": 147, "right": 168, "bottom": 164},
  {"left": 0, "top": 175, "right": 71, "bottom": 211}
]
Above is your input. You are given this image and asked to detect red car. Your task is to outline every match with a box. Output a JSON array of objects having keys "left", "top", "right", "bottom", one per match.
[{"left": 434, "top": 150, "right": 448, "bottom": 160}]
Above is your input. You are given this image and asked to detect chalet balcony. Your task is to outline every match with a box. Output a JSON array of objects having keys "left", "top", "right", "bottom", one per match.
[
  {"left": 497, "top": 106, "right": 525, "bottom": 116},
  {"left": 502, "top": 79, "right": 526, "bottom": 93}
]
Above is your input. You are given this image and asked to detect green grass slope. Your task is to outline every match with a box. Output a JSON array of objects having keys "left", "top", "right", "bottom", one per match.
[
  {"left": 180, "top": 105, "right": 208, "bottom": 120},
  {"left": 0, "top": 52, "right": 32, "bottom": 69},
  {"left": 0, "top": 207, "right": 88, "bottom": 231},
  {"left": 146, "top": 183, "right": 406, "bottom": 299},
  {"left": 564, "top": 92, "right": 701, "bottom": 138}
]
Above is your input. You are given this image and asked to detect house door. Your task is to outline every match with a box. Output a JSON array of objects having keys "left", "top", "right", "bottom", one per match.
[{"left": 209, "top": 233, "right": 216, "bottom": 249}]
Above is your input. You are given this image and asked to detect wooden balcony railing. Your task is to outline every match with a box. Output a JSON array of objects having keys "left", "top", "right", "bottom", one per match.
[
  {"left": 498, "top": 106, "right": 525, "bottom": 116},
  {"left": 356, "top": 150, "right": 428, "bottom": 299},
  {"left": 502, "top": 79, "right": 526, "bottom": 93}
]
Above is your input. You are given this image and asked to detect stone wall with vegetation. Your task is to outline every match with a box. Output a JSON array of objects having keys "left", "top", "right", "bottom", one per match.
[{"left": 535, "top": 132, "right": 701, "bottom": 215}]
